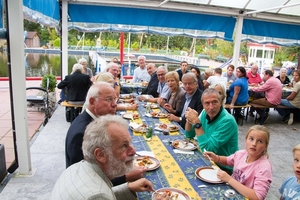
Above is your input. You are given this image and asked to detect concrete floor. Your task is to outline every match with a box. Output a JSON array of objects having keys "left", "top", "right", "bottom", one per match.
[{"left": 0, "top": 105, "right": 298, "bottom": 199}]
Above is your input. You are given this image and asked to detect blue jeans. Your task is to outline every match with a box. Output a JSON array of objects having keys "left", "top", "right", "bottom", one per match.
[{"left": 276, "top": 99, "right": 297, "bottom": 117}]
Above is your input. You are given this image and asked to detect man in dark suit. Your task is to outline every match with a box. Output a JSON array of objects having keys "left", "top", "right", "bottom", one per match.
[
  {"left": 58, "top": 63, "right": 92, "bottom": 104},
  {"left": 167, "top": 73, "right": 203, "bottom": 128},
  {"left": 65, "top": 82, "right": 147, "bottom": 185},
  {"left": 144, "top": 63, "right": 159, "bottom": 98}
]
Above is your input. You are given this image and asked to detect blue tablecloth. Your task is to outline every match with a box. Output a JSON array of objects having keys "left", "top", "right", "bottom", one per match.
[{"left": 118, "top": 99, "right": 245, "bottom": 199}]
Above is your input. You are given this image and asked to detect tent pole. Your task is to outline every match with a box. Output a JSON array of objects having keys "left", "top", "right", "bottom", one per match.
[
  {"left": 6, "top": 0, "right": 32, "bottom": 174},
  {"left": 232, "top": 15, "right": 244, "bottom": 68}
]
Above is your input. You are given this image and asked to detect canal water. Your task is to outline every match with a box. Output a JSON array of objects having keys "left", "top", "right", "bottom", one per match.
[
  {"left": 0, "top": 52, "right": 182, "bottom": 78},
  {"left": 0, "top": 52, "right": 90, "bottom": 77}
]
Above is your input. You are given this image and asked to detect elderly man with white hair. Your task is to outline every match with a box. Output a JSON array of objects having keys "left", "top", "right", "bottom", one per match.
[
  {"left": 78, "top": 57, "right": 93, "bottom": 78},
  {"left": 58, "top": 63, "right": 92, "bottom": 105},
  {"left": 132, "top": 55, "right": 151, "bottom": 83},
  {"left": 51, "top": 115, "right": 155, "bottom": 200},
  {"left": 106, "top": 62, "right": 121, "bottom": 96}
]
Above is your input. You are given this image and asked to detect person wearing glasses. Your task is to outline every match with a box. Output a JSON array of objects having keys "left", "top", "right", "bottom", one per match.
[
  {"left": 65, "top": 82, "right": 147, "bottom": 186},
  {"left": 167, "top": 73, "right": 203, "bottom": 128},
  {"left": 138, "top": 66, "right": 170, "bottom": 104},
  {"left": 184, "top": 88, "right": 238, "bottom": 174}
]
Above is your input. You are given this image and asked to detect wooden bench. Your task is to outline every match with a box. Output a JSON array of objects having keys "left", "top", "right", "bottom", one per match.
[
  {"left": 61, "top": 101, "right": 84, "bottom": 122},
  {"left": 61, "top": 101, "right": 84, "bottom": 108},
  {"left": 214, "top": 55, "right": 229, "bottom": 63},
  {"left": 224, "top": 104, "right": 251, "bottom": 125},
  {"left": 198, "top": 54, "right": 210, "bottom": 60},
  {"left": 250, "top": 103, "right": 290, "bottom": 125}
]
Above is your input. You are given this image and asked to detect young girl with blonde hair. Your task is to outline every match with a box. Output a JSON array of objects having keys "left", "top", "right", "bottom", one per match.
[{"left": 204, "top": 125, "right": 272, "bottom": 200}]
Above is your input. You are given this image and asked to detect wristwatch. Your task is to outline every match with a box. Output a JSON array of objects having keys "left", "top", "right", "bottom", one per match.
[
  {"left": 194, "top": 123, "right": 202, "bottom": 129},
  {"left": 179, "top": 117, "right": 182, "bottom": 121}
]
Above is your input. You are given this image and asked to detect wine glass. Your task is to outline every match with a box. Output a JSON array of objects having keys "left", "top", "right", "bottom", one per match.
[{"left": 137, "top": 88, "right": 143, "bottom": 95}]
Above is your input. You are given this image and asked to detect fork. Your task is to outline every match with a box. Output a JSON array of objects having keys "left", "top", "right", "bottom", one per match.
[
  {"left": 182, "top": 139, "right": 189, "bottom": 148},
  {"left": 203, "top": 148, "right": 214, "bottom": 166}
]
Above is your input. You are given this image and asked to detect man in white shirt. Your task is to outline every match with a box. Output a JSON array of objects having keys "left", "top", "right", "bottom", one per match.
[
  {"left": 138, "top": 66, "right": 170, "bottom": 104},
  {"left": 132, "top": 55, "right": 151, "bottom": 82},
  {"left": 51, "top": 115, "right": 155, "bottom": 200},
  {"left": 203, "top": 67, "right": 227, "bottom": 89},
  {"left": 106, "top": 62, "right": 121, "bottom": 95}
]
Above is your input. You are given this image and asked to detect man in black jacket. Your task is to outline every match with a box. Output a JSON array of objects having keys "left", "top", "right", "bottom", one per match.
[
  {"left": 167, "top": 73, "right": 203, "bottom": 128},
  {"left": 58, "top": 63, "right": 92, "bottom": 104},
  {"left": 65, "top": 82, "right": 147, "bottom": 186},
  {"left": 144, "top": 63, "right": 159, "bottom": 98}
]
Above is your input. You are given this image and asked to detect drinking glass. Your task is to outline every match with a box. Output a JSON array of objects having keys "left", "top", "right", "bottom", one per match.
[{"left": 137, "top": 88, "right": 143, "bottom": 95}]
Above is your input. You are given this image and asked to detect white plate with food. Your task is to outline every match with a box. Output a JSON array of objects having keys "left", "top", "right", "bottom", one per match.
[
  {"left": 155, "top": 124, "right": 179, "bottom": 132},
  {"left": 130, "top": 123, "right": 147, "bottom": 133},
  {"left": 195, "top": 166, "right": 223, "bottom": 184},
  {"left": 152, "top": 188, "right": 191, "bottom": 200},
  {"left": 119, "top": 98, "right": 134, "bottom": 103},
  {"left": 134, "top": 156, "right": 160, "bottom": 171},
  {"left": 119, "top": 94, "right": 133, "bottom": 99},
  {"left": 144, "top": 103, "right": 159, "bottom": 109},
  {"left": 171, "top": 140, "right": 197, "bottom": 151},
  {"left": 150, "top": 112, "right": 168, "bottom": 118},
  {"left": 122, "top": 113, "right": 139, "bottom": 119}
]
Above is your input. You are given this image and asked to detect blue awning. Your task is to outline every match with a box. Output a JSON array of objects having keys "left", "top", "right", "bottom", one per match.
[
  {"left": 68, "top": 4, "right": 236, "bottom": 41},
  {"left": 243, "top": 19, "right": 300, "bottom": 41}
]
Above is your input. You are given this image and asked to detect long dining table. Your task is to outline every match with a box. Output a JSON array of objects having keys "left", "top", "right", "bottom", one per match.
[
  {"left": 117, "top": 95, "right": 245, "bottom": 200},
  {"left": 120, "top": 82, "right": 147, "bottom": 94}
]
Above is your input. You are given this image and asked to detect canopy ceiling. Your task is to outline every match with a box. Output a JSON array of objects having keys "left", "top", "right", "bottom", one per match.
[{"left": 14, "top": 0, "right": 300, "bottom": 45}]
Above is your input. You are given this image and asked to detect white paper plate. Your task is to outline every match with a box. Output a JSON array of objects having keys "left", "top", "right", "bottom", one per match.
[
  {"left": 195, "top": 166, "right": 223, "bottom": 183},
  {"left": 172, "top": 140, "right": 197, "bottom": 151},
  {"left": 134, "top": 156, "right": 160, "bottom": 171}
]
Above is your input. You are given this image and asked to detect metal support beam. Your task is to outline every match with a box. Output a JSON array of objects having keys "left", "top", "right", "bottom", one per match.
[
  {"left": 6, "top": 0, "right": 31, "bottom": 174},
  {"left": 61, "top": 0, "right": 69, "bottom": 78},
  {"left": 232, "top": 15, "right": 244, "bottom": 68}
]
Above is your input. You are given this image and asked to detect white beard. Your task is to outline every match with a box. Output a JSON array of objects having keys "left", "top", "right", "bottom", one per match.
[{"left": 106, "top": 150, "right": 134, "bottom": 179}]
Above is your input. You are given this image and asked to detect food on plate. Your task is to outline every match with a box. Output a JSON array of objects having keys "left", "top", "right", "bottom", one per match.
[
  {"left": 151, "top": 112, "right": 158, "bottom": 117},
  {"left": 120, "top": 94, "right": 133, "bottom": 99},
  {"left": 159, "top": 123, "right": 168, "bottom": 129},
  {"left": 172, "top": 141, "right": 179, "bottom": 148},
  {"left": 133, "top": 113, "right": 140, "bottom": 118},
  {"left": 136, "top": 156, "right": 153, "bottom": 167},
  {"left": 157, "top": 112, "right": 166, "bottom": 117},
  {"left": 155, "top": 190, "right": 179, "bottom": 200},
  {"left": 168, "top": 124, "right": 178, "bottom": 131}
]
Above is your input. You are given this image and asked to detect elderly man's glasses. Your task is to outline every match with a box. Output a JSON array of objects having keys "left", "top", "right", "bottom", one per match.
[
  {"left": 182, "top": 81, "right": 196, "bottom": 86},
  {"left": 157, "top": 73, "right": 165, "bottom": 77},
  {"left": 96, "top": 96, "right": 118, "bottom": 103}
]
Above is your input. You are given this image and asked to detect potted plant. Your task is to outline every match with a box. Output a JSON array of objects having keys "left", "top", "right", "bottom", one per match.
[{"left": 42, "top": 74, "right": 57, "bottom": 92}]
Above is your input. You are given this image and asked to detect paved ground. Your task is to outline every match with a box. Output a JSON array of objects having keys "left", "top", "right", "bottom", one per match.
[{"left": 0, "top": 105, "right": 298, "bottom": 199}]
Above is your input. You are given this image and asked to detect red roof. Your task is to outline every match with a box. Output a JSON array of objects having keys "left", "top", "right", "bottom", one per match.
[{"left": 247, "top": 43, "right": 278, "bottom": 49}]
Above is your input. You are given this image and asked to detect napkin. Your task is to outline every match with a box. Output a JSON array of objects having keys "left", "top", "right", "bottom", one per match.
[
  {"left": 145, "top": 113, "right": 152, "bottom": 117},
  {"left": 173, "top": 149, "right": 194, "bottom": 155},
  {"left": 129, "top": 122, "right": 142, "bottom": 130}
]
